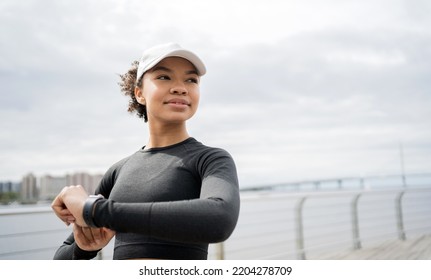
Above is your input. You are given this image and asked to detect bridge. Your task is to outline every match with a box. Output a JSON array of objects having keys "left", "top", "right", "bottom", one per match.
[{"left": 1, "top": 173, "right": 430, "bottom": 260}]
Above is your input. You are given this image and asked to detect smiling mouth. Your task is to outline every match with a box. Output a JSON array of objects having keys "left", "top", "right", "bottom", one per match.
[
  {"left": 164, "top": 99, "right": 190, "bottom": 106},
  {"left": 169, "top": 102, "right": 189, "bottom": 105}
]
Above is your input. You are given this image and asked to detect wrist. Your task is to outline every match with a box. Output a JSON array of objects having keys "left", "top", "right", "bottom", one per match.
[{"left": 83, "top": 194, "right": 104, "bottom": 227}]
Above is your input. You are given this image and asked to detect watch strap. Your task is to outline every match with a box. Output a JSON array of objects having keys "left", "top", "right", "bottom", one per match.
[{"left": 83, "top": 194, "right": 104, "bottom": 228}]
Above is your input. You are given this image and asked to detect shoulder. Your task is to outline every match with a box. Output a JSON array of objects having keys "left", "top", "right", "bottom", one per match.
[
  {"left": 183, "top": 138, "right": 237, "bottom": 176},
  {"left": 183, "top": 138, "right": 234, "bottom": 160},
  {"left": 106, "top": 153, "right": 135, "bottom": 174}
]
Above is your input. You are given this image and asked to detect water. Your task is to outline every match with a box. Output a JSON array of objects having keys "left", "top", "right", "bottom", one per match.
[
  {"left": 1, "top": 187, "right": 431, "bottom": 260},
  {"left": 0, "top": 204, "right": 72, "bottom": 259}
]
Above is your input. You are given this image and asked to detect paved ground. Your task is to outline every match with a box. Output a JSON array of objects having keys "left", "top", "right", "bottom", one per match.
[{"left": 315, "top": 234, "right": 431, "bottom": 260}]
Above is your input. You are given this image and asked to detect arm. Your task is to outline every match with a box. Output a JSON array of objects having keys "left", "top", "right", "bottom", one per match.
[
  {"left": 53, "top": 149, "right": 240, "bottom": 243},
  {"left": 96, "top": 177, "right": 238, "bottom": 243},
  {"left": 52, "top": 158, "right": 125, "bottom": 259},
  {"left": 93, "top": 149, "right": 240, "bottom": 243},
  {"left": 53, "top": 231, "right": 99, "bottom": 260}
]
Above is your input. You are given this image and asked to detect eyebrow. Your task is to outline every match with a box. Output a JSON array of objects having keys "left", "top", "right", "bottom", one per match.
[{"left": 151, "top": 66, "right": 198, "bottom": 75}]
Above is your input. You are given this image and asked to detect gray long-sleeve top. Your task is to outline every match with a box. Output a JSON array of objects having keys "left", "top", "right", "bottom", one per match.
[{"left": 53, "top": 138, "right": 240, "bottom": 260}]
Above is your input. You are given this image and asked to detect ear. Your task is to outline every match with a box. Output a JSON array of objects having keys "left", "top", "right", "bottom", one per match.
[{"left": 134, "top": 86, "right": 146, "bottom": 105}]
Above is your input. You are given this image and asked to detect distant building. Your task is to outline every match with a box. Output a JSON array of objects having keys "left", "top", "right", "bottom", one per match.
[
  {"left": 13, "top": 181, "right": 21, "bottom": 193},
  {"left": 21, "top": 173, "right": 38, "bottom": 202},
  {"left": 0, "top": 181, "right": 12, "bottom": 193},
  {"left": 66, "top": 172, "right": 103, "bottom": 195},
  {"left": 39, "top": 175, "right": 67, "bottom": 201},
  {"left": 15, "top": 171, "right": 103, "bottom": 203}
]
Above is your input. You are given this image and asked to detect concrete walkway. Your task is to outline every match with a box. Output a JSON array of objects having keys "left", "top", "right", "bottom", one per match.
[{"left": 316, "top": 235, "right": 431, "bottom": 260}]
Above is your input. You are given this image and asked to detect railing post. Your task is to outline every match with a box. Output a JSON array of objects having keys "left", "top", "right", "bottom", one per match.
[
  {"left": 395, "top": 191, "right": 406, "bottom": 240},
  {"left": 214, "top": 242, "right": 225, "bottom": 260},
  {"left": 295, "top": 197, "right": 307, "bottom": 260},
  {"left": 96, "top": 250, "right": 103, "bottom": 260},
  {"left": 351, "top": 193, "right": 362, "bottom": 250}
]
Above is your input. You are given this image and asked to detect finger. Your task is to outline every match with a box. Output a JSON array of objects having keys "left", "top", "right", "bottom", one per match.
[
  {"left": 73, "top": 224, "right": 90, "bottom": 247},
  {"left": 101, "top": 227, "right": 116, "bottom": 242},
  {"left": 58, "top": 208, "right": 73, "bottom": 216},
  {"left": 52, "top": 209, "right": 73, "bottom": 225},
  {"left": 102, "top": 227, "right": 116, "bottom": 236},
  {"left": 74, "top": 225, "right": 91, "bottom": 244},
  {"left": 90, "top": 228, "right": 102, "bottom": 242},
  {"left": 81, "top": 226, "right": 95, "bottom": 243},
  {"left": 51, "top": 187, "right": 68, "bottom": 209},
  {"left": 52, "top": 196, "right": 68, "bottom": 220},
  {"left": 67, "top": 216, "right": 76, "bottom": 223},
  {"left": 51, "top": 202, "right": 66, "bottom": 214},
  {"left": 63, "top": 215, "right": 75, "bottom": 226},
  {"left": 59, "top": 209, "right": 75, "bottom": 220}
]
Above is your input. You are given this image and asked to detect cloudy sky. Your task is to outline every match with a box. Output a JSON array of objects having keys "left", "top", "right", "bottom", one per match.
[{"left": 1, "top": 0, "right": 430, "bottom": 188}]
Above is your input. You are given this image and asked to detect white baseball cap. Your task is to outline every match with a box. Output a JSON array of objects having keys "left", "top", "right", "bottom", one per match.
[{"left": 136, "top": 43, "right": 206, "bottom": 83}]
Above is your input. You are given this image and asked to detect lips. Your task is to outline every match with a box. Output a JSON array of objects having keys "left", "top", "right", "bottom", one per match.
[{"left": 164, "top": 98, "right": 190, "bottom": 106}]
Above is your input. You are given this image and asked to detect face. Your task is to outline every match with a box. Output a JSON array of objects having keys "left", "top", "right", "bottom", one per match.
[{"left": 135, "top": 57, "right": 200, "bottom": 125}]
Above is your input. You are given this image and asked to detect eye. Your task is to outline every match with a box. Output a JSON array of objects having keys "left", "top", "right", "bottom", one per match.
[
  {"left": 157, "top": 75, "right": 170, "bottom": 80},
  {"left": 186, "top": 77, "right": 199, "bottom": 84}
]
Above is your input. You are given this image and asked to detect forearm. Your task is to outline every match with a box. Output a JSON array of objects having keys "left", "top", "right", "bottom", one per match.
[
  {"left": 95, "top": 198, "right": 237, "bottom": 243},
  {"left": 93, "top": 178, "right": 240, "bottom": 243},
  {"left": 53, "top": 233, "right": 100, "bottom": 260}
]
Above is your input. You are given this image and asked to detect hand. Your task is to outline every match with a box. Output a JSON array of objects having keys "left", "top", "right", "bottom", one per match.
[
  {"left": 73, "top": 224, "right": 116, "bottom": 251},
  {"left": 51, "top": 185, "right": 89, "bottom": 227}
]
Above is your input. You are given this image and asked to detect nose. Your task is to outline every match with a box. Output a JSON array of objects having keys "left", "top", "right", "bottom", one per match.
[{"left": 170, "top": 82, "right": 188, "bottom": 95}]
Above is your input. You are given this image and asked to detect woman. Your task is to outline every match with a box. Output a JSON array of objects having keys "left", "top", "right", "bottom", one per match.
[{"left": 52, "top": 43, "right": 240, "bottom": 260}]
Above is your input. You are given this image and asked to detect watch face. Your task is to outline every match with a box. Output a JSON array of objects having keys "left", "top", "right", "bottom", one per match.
[{"left": 84, "top": 195, "right": 103, "bottom": 228}]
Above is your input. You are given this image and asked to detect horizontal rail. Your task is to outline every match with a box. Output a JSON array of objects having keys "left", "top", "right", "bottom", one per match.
[
  {"left": 241, "top": 172, "right": 431, "bottom": 192},
  {"left": 215, "top": 187, "right": 431, "bottom": 260},
  {"left": 1, "top": 187, "right": 431, "bottom": 260},
  {"left": 0, "top": 206, "right": 52, "bottom": 216}
]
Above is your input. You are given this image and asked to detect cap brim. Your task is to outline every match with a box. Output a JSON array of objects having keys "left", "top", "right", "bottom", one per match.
[
  {"left": 136, "top": 43, "right": 207, "bottom": 83},
  {"left": 149, "top": 49, "right": 206, "bottom": 76}
]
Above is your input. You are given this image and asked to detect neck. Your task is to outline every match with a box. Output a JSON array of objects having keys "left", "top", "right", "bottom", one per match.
[{"left": 145, "top": 121, "right": 190, "bottom": 149}]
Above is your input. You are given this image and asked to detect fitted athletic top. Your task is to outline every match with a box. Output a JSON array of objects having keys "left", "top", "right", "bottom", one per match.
[{"left": 53, "top": 137, "right": 240, "bottom": 260}]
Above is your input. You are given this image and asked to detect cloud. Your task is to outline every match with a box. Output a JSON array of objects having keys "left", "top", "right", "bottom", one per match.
[
  {"left": 194, "top": 25, "right": 431, "bottom": 185},
  {"left": 1, "top": 0, "right": 430, "bottom": 187}
]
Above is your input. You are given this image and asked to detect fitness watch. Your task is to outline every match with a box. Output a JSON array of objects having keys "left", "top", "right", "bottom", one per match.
[{"left": 83, "top": 194, "right": 104, "bottom": 228}]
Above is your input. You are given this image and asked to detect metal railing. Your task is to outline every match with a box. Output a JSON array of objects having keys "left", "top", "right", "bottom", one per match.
[
  {"left": 294, "top": 188, "right": 430, "bottom": 259},
  {"left": 209, "top": 187, "right": 431, "bottom": 259},
  {"left": 240, "top": 173, "right": 431, "bottom": 192},
  {"left": 0, "top": 208, "right": 72, "bottom": 259},
  {"left": 1, "top": 174, "right": 430, "bottom": 260}
]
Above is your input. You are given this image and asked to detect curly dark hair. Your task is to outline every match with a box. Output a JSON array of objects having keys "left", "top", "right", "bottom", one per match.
[{"left": 118, "top": 60, "right": 148, "bottom": 122}]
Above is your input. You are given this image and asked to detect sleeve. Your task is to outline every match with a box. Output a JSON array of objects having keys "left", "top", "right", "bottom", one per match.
[
  {"left": 52, "top": 157, "right": 128, "bottom": 260},
  {"left": 53, "top": 232, "right": 100, "bottom": 260},
  {"left": 92, "top": 149, "right": 240, "bottom": 243}
]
